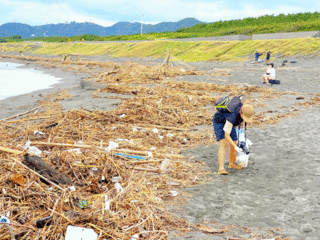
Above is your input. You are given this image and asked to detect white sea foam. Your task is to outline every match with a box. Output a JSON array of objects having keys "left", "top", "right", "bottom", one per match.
[{"left": 0, "top": 62, "right": 62, "bottom": 100}]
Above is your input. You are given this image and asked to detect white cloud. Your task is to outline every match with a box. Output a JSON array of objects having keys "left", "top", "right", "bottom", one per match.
[
  {"left": 75, "top": 0, "right": 307, "bottom": 23},
  {"left": 0, "top": 0, "right": 115, "bottom": 26},
  {"left": 0, "top": 0, "right": 312, "bottom": 27}
]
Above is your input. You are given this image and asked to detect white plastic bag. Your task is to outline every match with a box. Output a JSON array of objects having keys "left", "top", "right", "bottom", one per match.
[{"left": 235, "top": 129, "right": 253, "bottom": 168}]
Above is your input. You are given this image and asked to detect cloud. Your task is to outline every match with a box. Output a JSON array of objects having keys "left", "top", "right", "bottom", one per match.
[
  {"left": 75, "top": 0, "right": 307, "bottom": 23},
  {"left": 0, "top": 0, "right": 313, "bottom": 27},
  {"left": 0, "top": 0, "right": 115, "bottom": 26}
]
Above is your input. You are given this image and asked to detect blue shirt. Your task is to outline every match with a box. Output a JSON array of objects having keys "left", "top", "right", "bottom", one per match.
[
  {"left": 266, "top": 51, "right": 270, "bottom": 59},
  {"left": 255, "top": 52, "right": 260, "bottom": 59},
  {"left": 214, "top": 96, "right": 243, "bottom": 126}
]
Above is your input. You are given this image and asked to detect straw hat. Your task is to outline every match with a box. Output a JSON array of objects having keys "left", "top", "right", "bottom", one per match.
[{"left": 240, "top": 104, "right": 254, "bottom": 123}]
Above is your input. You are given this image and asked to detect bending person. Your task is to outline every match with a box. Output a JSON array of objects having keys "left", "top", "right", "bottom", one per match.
[{"left": 213, "top": 97, "right": 254, "bottom": 175}]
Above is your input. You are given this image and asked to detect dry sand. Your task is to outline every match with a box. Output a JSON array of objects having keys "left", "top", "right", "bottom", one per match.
[{"left": 0, "top": 52, "right": 319, "bottom": 239}]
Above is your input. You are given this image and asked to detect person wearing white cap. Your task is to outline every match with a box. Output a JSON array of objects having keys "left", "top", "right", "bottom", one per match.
[{"left": 213, "top": 96, "right": 254, "bottom": 175}]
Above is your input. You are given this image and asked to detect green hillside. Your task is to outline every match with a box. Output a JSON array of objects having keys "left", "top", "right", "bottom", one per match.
[
  {"left": 177, "top": 11, "right": 320, "bottom": 36},
  {"left": 1, "top": 12, "right": 320, "bottom": 43}
]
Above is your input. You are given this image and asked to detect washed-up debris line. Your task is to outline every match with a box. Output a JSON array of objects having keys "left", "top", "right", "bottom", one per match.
[{"left": 0, "top": 54, "right": 318, "bottom": 239}]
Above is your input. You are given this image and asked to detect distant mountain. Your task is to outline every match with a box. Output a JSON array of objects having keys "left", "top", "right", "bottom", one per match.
[{"left": 0, "top": 18, "right": 202, "bottom": 38}]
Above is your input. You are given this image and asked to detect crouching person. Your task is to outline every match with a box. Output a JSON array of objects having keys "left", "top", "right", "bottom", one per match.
[
  {"left": 213, "top": 96, "right": 254, "bottom": 175},
  {"left": 262, "top": 63, "right": 276, "bottom": 85}
]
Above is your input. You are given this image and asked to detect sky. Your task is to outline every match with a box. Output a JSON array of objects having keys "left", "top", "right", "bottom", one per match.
[{"left": 0, "top": 0, "right": 319, "bottom": 27}]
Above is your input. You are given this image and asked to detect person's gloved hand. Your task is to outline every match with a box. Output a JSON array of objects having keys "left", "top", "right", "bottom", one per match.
[{"left": 235, "top": 146, "right": 244, "bottom": 153}]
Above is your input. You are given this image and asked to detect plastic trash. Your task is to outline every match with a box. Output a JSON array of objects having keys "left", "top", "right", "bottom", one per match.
[
  {"left": 115, "top": 153, "right": 146, "bottom": 160},
  {"left": 167, "top": 181, "right": 180, "bottom": 186},
  {"left": 150, "top": 147, "right": 156, "bottom": 151},
  {"left": 0, "top": 216, "right": 10, "bottom": 224},
  {"left": 115, "top": 183, "right": 124, "bottom": 193},
  {"left": 67, "top": 186, "right": 76, "bottom": 192},
  {"left": 180, "top": 68, "right": 186, "bottom": 72},
  {"left": 105, "top": 141, "right": 119, "bottom": 152},
  {"left": 23, "top": 141, "right": 42, "bottom": 156},
  {"left": 28, "top": 146, "right": 42, "bottom": 156},
  {"left": 170, "top": 190, "right": 178, "bottom": 197},
  {"left": 116, "top": 138, "right": 129, "bottom": 142},
  {"left": 152, "top": 128, "right": 159, "bottom": 133},
  {"left": 158, "top": 135, "right": 164, "bottom": 140},
  {"left": 65, "top": 226, "right": 98, "bottom": 240},
  {"left": 111, "top": 176, "right": 122, "bottom": 183},
  {"left": 33, "top": 130, "right": 45, "bottom": 135},
  {"left": 75, "top": 200, "right": 91, "bottom": 209},
  {"left": 67, "top": 148, "right": 82, "bottom": 154},
  {"left": 235, "top": 129, "right": 253, "bottom": 168},
  {"left": 147, "top": 151, "right": 153, "bottom": 158},
  {"left": 130, "top": 234, "right": 139, "bottom": 240},
  {"left": 104, "top": 194, "right": 110, "bottom": 211},
  {"left": 166, "top": 133, "right": 173, "bottom": 137},
  {"left": 118, "top": 114, "right": 126, "bottom": 118}
]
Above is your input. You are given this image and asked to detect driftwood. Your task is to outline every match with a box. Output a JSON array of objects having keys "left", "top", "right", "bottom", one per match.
[
  {"left": 12, "top": 158, "right": 64, "bottom": 191},
  {"left": 0, "top": 146, "right": 23, "bottom": 155},
  {"left": 32, "top": 142, "right": 93, "bottom": 149},
  {"left": 114, "top": 148, "right": 184, "bottom": 159},
  {"left": 24, "top": 154, "right": 72, "bottom": 185},
  {"left": 0, "top": 107, "right": 39, "bottom": 122}
]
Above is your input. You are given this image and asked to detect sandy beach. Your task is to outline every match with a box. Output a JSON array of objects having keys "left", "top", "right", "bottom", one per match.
[{"left": 0, "top": 52, "right": 319, "bottom": 239}]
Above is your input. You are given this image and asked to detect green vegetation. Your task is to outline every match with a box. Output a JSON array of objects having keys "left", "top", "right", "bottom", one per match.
[
  {"left": 1, "top": 12, "right": 320, "bottom": 62},
  {"left": 2, "top": 12, "right": 320, "bottom": 43},
  {"left": 0, "top": 35, "right": 22, "bottom": 43},
  {"left": 5, "top": 11, "right": 320, "bottom": 43},
  {"left": 2, "top": 38, "right": 319, "bottom": 62}
]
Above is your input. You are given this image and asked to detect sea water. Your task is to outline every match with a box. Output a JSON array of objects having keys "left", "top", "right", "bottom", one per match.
[{"left": 0, "top": 62, "right": 62, "bottom": 101}]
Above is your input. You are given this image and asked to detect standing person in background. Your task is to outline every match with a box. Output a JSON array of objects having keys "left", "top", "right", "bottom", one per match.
[
  {"left": 266, "top": 50, "right": 271, "bottom": 64},
  {"left": 262, "top": 63, "right": 276, "bottom": 85},
  {"left": 255, "top": 50, "right": 262, "bottom": 64}
]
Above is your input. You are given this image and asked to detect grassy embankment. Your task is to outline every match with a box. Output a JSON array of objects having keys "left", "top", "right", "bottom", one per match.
[{"left": 1, "top": 37, "right": 320, "bottom": 62}]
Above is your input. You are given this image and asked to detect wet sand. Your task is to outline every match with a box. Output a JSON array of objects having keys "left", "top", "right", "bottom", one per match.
[{"left": 0, "top": 52, "right": 319, "bottom": 239}]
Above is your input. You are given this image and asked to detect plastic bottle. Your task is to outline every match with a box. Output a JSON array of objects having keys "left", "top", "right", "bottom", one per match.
[{"left": 115, "top": 183, "right": 123, "bottom": 193}]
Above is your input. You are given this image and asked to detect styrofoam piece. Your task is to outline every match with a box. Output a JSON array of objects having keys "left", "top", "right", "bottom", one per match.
[
  {"left": 65, "top": 226, "right": 98, "bottom": 240},
  {"left": 152, "top": 128, "right": 159, "bottom": 133}
]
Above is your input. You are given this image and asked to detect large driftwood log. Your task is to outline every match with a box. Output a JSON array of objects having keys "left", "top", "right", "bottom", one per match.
[{"left": 24, "top": 154, "right": 72, "bottom": 185}]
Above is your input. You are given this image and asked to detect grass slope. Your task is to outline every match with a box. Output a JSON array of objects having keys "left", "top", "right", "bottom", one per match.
[{"left": 1, "top": 38, "right": 320, "bottom": 62}]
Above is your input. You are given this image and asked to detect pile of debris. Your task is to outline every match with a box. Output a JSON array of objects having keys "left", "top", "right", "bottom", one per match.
[{"left": 1, "top": 54, "right": 318, "bottom": 239}]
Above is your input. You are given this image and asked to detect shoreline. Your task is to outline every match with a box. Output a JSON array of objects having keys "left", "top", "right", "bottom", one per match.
[{"left": 0, "top": 56, "right": 88, "bottom": 119}]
